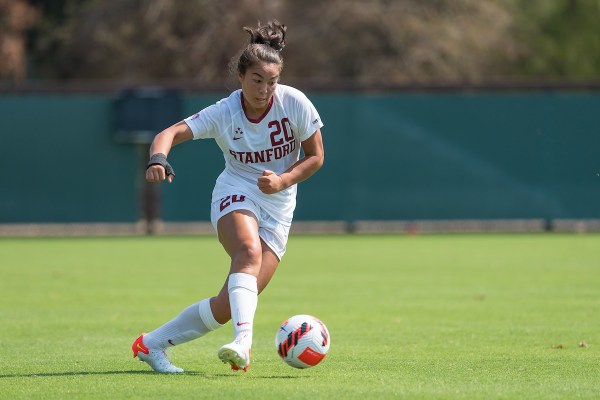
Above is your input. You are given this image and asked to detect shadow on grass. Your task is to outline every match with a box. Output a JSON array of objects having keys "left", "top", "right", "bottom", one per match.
[
  {"left": 0, "top": 370, "right": 192, "bottom": 378},
  {"left": 0, "top": 370, "right": 306, "bottom": 379}
]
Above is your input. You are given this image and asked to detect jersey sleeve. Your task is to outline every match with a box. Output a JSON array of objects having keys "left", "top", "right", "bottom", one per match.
[
  {"left": 289, "top": 89, "right": 324, "bottom": 142},
  {"left": 183, "top": 100, "right": 229, "bottom": 140}
]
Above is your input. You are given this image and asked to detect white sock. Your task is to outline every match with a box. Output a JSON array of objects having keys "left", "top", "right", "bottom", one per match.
[
  {"left": 198, "top": 297, "right": 224, "bottom": 331},
  {"left": 228, "top": 272, "right": 258, "bottom": 347},
  {"left": 144, "top": 298, "right": 223, "bottom": 349}
]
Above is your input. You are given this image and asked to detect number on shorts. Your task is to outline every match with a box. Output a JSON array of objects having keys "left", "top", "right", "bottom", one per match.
[{"left": 219, "top": 195, "right": 246, "bottom": 212}]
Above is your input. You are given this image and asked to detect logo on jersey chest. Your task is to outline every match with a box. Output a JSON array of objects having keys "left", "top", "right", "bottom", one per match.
[{"left": 233, "top": 127, "right": 244, "bottom": 141}]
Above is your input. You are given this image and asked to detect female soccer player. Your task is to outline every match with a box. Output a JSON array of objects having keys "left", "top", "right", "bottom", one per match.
[{"left": 132, "top": 20, "right": 324, "bottom": 373}]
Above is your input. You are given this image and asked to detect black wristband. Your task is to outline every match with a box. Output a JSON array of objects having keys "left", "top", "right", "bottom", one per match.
[{"left": 147, "top": 153, "right": 175, "bottom": 177}]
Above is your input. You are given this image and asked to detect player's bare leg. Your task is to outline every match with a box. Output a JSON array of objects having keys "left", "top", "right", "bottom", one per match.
[
  {"left": 210, "top": 241, "right": 280, "bottom": 322},
  {"left": 133, "top": 209, "right": 279, "bottom": 373},
  {"left": 213, "top": 210, "right": 280, "bottom": 370}
]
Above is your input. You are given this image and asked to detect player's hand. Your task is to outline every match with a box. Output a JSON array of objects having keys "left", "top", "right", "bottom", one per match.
[
  {"left": 258, "top": 170, "right": 284, "bottom": 194},
  {"left": 146, "top": 165, "right": 174, "bottom": 183},
  {"left": 146, "top": 153, "right": 175, "bottom": 183}
]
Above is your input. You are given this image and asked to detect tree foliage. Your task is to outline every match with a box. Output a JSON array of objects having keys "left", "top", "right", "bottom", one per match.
[
  {"left": 2, "top": 0, "right": 600, "bottom": 86},
  {"left": 507, "top": 0, "right": 600, "bottom": 80}
]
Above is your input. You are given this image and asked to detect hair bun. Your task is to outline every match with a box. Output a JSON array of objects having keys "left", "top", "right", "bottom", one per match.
[{"left": 244, "top": 20, "right": 287, "bottom": 52}]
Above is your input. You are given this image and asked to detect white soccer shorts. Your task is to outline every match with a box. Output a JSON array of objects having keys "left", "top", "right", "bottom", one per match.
[{"left": 210, "top": 192, "right": 290, "bottom": 260}]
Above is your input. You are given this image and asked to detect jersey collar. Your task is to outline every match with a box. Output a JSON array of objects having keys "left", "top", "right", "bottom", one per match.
[{"left": 241, "top": 92, "right": 273, "bottom": 124}]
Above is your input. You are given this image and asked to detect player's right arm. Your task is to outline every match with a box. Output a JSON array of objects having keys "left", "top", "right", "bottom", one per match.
[{"left": 146, "top": 121, "right": 193, "bottom": 183}]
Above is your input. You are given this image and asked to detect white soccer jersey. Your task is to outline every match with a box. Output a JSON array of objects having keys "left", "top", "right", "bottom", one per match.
[{"left": 184, "top": 84, "right": 324, "bottom": 224}]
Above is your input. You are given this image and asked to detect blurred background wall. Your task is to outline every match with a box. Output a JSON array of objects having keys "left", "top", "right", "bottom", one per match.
[{"left": 1, "top": 0, "right": 599, "bottom": 232}]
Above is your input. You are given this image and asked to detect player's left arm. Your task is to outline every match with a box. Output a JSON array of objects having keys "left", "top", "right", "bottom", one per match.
[{"left": 257, "top": 129, "right": 324, "bottom": 194}]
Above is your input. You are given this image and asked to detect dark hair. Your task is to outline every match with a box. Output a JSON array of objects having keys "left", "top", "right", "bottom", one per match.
[{"left": 231, "top": 20, "right": 287, "bottom": 76}]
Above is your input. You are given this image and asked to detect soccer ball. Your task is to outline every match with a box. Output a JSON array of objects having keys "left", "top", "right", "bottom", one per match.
[{"left": 275, "top": 314, "right": 330, "bottom": 369}]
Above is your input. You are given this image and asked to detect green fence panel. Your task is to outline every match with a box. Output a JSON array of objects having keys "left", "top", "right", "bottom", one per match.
[
  {"left": 1, "top": 91, "right": 598, "bottom": 223},
  {"left": 0, "top": 94, "right": 139, "bottom": 223},
  {"left": 295, "top": 92, "right": 600, "bottom": 221}
]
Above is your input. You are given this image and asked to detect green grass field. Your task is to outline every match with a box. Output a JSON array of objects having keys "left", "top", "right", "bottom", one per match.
[{"left": 0, "top": 234, "right": 598, "bottom": 399}]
